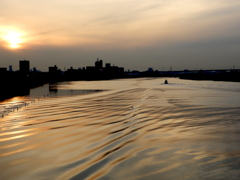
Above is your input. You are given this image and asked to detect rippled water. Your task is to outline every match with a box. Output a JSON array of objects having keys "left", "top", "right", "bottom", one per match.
[{"left": 1, "top": 78, "right": 240, "bottom": 180}]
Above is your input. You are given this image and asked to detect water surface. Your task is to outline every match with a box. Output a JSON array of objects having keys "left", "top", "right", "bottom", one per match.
[{"left": 1, "top": 78, "right": 240, "bottom": 180}]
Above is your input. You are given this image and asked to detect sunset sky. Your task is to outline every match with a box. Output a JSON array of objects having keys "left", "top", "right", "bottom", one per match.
[{"left": 1, "top": 0, "right": 240, "bottom": 71}]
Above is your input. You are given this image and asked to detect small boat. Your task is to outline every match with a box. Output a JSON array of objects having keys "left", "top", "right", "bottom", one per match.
[{"left": 164, "top": 80, "right": 168, "bottom": 84}]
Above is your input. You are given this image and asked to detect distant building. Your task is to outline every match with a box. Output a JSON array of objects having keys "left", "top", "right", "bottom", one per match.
[
  {"left": 67, "top": 66, "right": 78, "bottom": 72},
  {"left": 109, "top": 66, "right": 119, "bottom": 72},
  {"left": 105, "top": 63, "right": 111, "bottom": 68},
  {"left": 118, "top": 67, "right": 124, "bottom": 73},
  {"left": 148, "top": 68, "right": 153, "bottom": 72},
  {"left": 9, "top": 65, "right": 13, "bottom": 72},
  {"left": 86, "top": 66, "right": 96, "bottom": 72},
  {"left": 49, "top": 65, "right": 58, "bottom": 73},
  {"left": 95, "top": 58, "right": 103, "bottom": 69},
  {"left": 0, "top": 67, "right": 7, "bottom": 73},
  {"left": 19, "top": 60, "right": 30, "bottom": 73}
]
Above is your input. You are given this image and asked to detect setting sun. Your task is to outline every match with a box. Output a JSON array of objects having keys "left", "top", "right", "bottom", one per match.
[{"left": 3, "top": 31, "right": 23, "bottom": 49}]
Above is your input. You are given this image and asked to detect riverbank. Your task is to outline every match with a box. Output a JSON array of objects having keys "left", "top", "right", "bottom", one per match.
[
  {"left": 1, "top": 70, "right": 240, "bottom": 102},
  {"left": 179, "top": 71, "right": 240, "bottom": 82}
]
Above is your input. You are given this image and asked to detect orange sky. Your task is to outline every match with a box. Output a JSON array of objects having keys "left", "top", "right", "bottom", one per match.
[{"left": 1, "top": 0, "right": 240, "bottom": 71}]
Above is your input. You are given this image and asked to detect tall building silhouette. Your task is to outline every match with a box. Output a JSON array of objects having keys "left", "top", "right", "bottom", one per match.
[
  {"left": 9, "top": 65, "right": 13, "bottom": 72},
  {"left": 19, "top": 60, "right": 30, "bottom": 73},
  {"left": 95, "top": 58, "right": 103, "bottom": 69}
]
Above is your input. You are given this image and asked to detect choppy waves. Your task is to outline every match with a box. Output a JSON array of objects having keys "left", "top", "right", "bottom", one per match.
[{"left": 1, "top": 78, "right": 240, "bottom": 180}]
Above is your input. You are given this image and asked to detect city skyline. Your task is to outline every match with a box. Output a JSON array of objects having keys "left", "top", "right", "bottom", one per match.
[{"left": 1, "top": 0, "right": 240, "bottom": 71}]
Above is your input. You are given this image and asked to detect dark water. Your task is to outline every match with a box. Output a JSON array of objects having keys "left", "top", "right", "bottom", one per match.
[{"left": 1, "top": 78, "right": 240, "bottom": 180}]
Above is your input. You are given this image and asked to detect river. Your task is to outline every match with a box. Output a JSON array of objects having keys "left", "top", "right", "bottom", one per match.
[{"left": 1, "top": 77, "right": 240, "bottom": 180}]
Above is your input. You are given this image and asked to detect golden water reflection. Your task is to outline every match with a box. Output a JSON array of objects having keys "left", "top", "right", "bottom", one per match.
[{"left": 0, "top": 78, "right": 240, "bottom": 179}]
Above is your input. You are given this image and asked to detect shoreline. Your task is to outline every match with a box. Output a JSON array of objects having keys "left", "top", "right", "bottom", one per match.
[{"left": 1, "top": 74, "right": 240, "bottom": 102}]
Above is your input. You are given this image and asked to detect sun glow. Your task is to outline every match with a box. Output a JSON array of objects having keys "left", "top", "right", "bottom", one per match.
[{"left": 4, "top": 31, "right": 23, "bottom": 49}]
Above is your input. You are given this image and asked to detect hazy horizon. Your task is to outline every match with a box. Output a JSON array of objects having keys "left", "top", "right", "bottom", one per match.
[{"left": 1, "top": 0, "right": 240, "bottom": 71}]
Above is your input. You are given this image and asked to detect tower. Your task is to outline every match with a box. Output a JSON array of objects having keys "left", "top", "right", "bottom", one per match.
[
  {"left": 19, "top": 60, "right": 30, "bottom": 73},
  {"left": 9, "top": 65, "right": 13, "bottom": 72}
]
